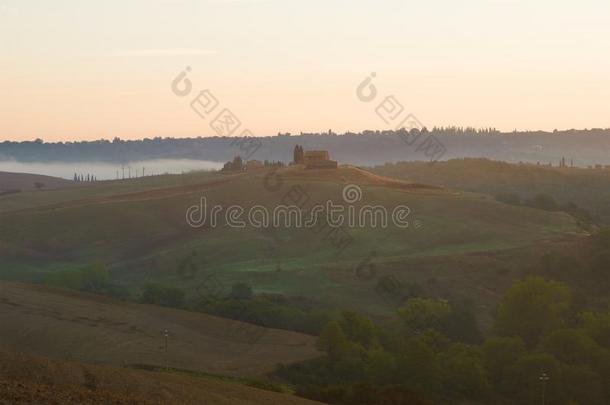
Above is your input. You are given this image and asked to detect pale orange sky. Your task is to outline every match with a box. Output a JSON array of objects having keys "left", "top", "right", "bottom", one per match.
[{"left": 1, "top": 0, "right": 609, "bottom": 141}]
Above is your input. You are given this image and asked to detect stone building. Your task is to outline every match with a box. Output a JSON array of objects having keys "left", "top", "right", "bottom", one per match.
[
  {"left": 245, "top": 159, "right": 264, "bottom": 170},
  {"left": 303, "top": 150, "right": 338, "bottom": 169}
]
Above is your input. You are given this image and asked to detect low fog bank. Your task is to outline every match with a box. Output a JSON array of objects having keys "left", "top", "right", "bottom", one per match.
[{"left": 0, "top": 159, "right": 223, "bottom": 180}]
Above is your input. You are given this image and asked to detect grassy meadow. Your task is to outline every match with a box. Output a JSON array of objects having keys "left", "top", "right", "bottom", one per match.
[{"left": 0, "top": 166, "right": 585, "bottom": 317}]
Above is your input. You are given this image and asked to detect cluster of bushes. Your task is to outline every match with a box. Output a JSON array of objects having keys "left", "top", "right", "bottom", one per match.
[
  {"left": 295, "top": 383, "right": 433, "bottom": 405},
  {"left": 43, "top": 262, "right": 129, "bottom": 299},
  {"left": 140, "top": 283, "right": 186, "bottom": 308},
  {"left": 221, "top": 156, "right": 245, "bottom": 172},
  {"left": 132, "top": 280, "right": 334, "bottom": 336},
  {"left": 45, "top": 266, "right": 331, "bottom": 337},
  {"left": 43, "top": 264, "right": 189, "bottom": 308},
  {"left": 198, "top": 283, "right": 334, "bottom": 335},
  {"left": 538, "top": 229, "right": 610, "bottom": 303},
  {"left": 221, "top": 155, "right": 285, "bottom": 172},
  {"left": 278, "top": 276, "right": 610, "bottom": 404},
  {"left": 397, "top": 297, "right": 482, "bottom": 344}
]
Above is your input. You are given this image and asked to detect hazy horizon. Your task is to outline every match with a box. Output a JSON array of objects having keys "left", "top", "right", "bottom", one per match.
[
  {"left": 5, "top": 125, "right": 610, "bottom": 144},
  {"left": 0, "top": 158, "right": 223, "bottom": 180}
]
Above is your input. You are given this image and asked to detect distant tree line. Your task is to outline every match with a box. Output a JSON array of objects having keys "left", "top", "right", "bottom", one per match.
[
  {"left": 4, "top": 128, "right": 610, "bottom": 167},
  {"left": 221, "top": 155, "right": 285, "bottom": 172}
]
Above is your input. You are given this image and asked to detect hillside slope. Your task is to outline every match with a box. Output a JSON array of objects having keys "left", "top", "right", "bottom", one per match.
[
  {"left": 0, "top": 350, "right": 322, "bottom": 404},
  {"left": 0, "top": 282, "right": 319, "bottom": 377},
  {"left": 372, "top": 158, "right": 610, "bottom": 223},
  {"left": 0, "top": 166, "right": 585, "bottom": 315},
  {"left": 0, "top": 171, "right": 81, "bottom": 192}
]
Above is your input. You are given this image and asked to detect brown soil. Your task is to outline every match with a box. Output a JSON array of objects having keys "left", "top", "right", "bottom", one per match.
[
  {"left": 0, "top": 171, "right": 81, "bottom": 192},
  {"left": 271, "top": 165, "right": 444, "bottom": 192},
  {"left": 0, "top": 350, "right": 323, "bottom": 404},
  {"left": 0, "top": 282, "right": 320, "bottom": 378}
]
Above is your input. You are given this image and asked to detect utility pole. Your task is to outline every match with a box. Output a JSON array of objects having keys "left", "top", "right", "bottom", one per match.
[
  {"left": 162, "top": 329, "right": 170, "bottom": 369},
  {"left": 539, "top": 372, "right": 550, "bottom": 405}
]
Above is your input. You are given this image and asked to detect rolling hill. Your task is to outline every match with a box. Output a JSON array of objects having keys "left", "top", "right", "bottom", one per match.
[
  {"left": 0, "top": 165, "right": 586, "bottom": 316},
  {"left": 0, "top": 281, "right": 319, "bottom": 378},
  {"left": 372, "top": 158, "right": 610, "bottom": 224},
  {"left": 0, "top": 349, "right": 322, "bottom": 404},
  {"left": 0, "top": 171, "right": 82, "bottom": 193}
]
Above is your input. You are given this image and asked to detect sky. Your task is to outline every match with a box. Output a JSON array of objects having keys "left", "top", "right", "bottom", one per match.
[{"left": 1, "top": 0, "right": 609, "bottom": 141}]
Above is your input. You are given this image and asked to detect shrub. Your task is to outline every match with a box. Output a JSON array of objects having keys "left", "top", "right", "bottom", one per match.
[{"left": 140, "top": 283, "right": 185, "bottom": 308}]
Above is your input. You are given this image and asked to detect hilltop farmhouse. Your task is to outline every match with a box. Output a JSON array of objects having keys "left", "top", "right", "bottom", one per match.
[{"left": 293, "top": 145, "right": 338, "bottom": 169}]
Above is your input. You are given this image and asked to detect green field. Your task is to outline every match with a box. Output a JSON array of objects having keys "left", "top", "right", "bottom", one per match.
[
  {"left": 0, "top": 166, "right": 585, "bottom": 316},
  {"left": 373, "top": 158, "right": 610, "bottom": 224}
]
